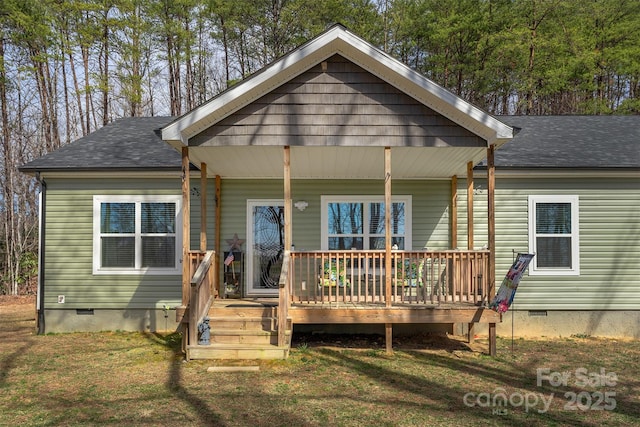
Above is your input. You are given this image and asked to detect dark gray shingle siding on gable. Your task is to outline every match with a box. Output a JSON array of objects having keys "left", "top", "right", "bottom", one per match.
[
  {"left": 494, "top": 116, "right": 640, "bottom": 169},
  {"left": 20, "top": 116, "right": 179, "bottom": 173},
  {"left": 191, "top": 55, "right": 484, "bottom": 148}
]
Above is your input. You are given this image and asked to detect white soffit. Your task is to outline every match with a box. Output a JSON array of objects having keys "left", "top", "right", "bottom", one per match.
[{"left": 162, "top": 25, "right": 513, "bottom": 148}]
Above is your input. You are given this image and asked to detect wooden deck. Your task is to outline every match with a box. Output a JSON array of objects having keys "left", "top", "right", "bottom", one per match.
[
  {"left": 206, "top": 298, "right": 500, "bottom": 324},
  {"left": 289, "top": 301, "right": 500, "bottom": 324},
  {"left": 181, "top": 250, "right": 500, "bottom": 360}
]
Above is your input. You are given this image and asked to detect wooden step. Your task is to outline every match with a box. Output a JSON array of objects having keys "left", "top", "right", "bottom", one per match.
[
  {"left": 208, "top": 304, "right": 277, "bottom": 318},
  {"left": 187, "top": 343, "right": 290, "bottom": 360},
  {"left": 211, "top": 329, "right": 292, "bottom": 345},
  {"left": 187, "top": 301, "right": 292, "bottom": 360},
  {"left": 208, "top": 316, "right": 278, "bottom": 331}
]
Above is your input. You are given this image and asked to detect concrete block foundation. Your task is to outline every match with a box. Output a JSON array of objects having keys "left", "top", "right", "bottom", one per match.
[
  {"left": 43, "top": 308, "right": 181, "bottom": 334},
  {"left": 457, "top": 310, "right": 640, "bottom": 339}
]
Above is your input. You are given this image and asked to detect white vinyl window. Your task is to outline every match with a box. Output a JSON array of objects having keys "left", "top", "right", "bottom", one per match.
[
  {"left": 528, "top": 195, "right": 580, "bottom": 275},
  {"left": 321, "top": 196, "right": 412, "bottom": 250},
  {"left": 93, "top": 195, "right": 181, "bottom": 275}
]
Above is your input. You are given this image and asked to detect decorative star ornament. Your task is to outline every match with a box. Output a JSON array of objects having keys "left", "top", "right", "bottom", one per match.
[{"left": 226, "top": 233, "right": 245, "bottom": 251}]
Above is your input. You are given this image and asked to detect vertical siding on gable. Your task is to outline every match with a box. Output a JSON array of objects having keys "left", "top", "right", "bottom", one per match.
[
  {"left": 458, "top": 176, "right": 640, "bottom": 310},
  {"left": 44, "top": 177, "right": 182, "bottom": 309}
]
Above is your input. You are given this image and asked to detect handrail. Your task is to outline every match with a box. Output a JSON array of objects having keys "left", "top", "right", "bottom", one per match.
[
  {"left": 278, "top": 250, "right": 291, "bottom": 347},
  {"left": 191, "top": 250, "right": 215, "bottom": 289},
  {"left": 187, "top": 250, "right": 216, "bottom": 350}
]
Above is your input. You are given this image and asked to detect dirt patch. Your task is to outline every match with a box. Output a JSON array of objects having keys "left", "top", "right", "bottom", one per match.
[{"left": 292, "top": 331, "right": 476, "bottom": 353}]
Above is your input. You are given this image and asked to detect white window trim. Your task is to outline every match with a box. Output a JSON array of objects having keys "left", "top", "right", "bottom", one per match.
[
  {"left": 93, "top": 195, "right": 182, "bottom": 275},
  {"left": 320, "top": 195, "right": 412, "bottom": 250},
  {"left": 528, "top": 195, "right": 580, "bottom": 276}
]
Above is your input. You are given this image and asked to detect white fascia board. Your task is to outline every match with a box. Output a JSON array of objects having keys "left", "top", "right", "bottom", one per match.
[
  {"left": 39, "top": 170, "right": 184, "bottom": 180},
  {"left": 493, "top": 169, "right": 640, "bottom": 179}
]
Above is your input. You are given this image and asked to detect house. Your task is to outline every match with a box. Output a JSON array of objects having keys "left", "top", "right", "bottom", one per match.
[{"left": 20, "top": 25, "right": 639, "bottom": 359}]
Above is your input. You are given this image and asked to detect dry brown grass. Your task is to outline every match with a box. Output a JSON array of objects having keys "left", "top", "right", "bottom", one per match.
[{"left": 1, "top": 296, "right": 639, "bottom": 426}]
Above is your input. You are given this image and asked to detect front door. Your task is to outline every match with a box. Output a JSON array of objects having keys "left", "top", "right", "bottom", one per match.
[{"left": 246, "top": 200, "right": 284, "bottom": 296}]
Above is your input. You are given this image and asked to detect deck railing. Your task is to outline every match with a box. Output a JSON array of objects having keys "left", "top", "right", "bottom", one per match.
[{"left": 289, "top": 250, "right": 489, "bottom": 305}]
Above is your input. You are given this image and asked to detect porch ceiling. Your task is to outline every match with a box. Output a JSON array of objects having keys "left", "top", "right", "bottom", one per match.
[{"left": 188, "top": 146, "right": 486, "bottom": 179}]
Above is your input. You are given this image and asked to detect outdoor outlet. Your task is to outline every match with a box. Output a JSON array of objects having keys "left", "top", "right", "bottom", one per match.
[{"left": 58, "top": 295, "right": 65, "bottom": 304}]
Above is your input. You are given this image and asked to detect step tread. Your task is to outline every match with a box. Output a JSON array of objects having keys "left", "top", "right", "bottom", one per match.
[
  {"left": 212, "top": 329, "right": 291, "bottom": 335},
  {"left": 188, "top": 342, "right": 289, "bottom": 350},
  {"left": 212, "top": 329, "right": 277, "bottom": 336},
  {"left": 187, "top": 345, "right": 290, "bottom": 360}
]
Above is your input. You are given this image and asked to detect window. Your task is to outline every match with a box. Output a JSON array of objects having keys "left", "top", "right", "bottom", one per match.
[
  {"left": 93, "top": 195, "right": 181, "bottom": 274},
  {"left": 528, "top": 195, "right": 579, "bottom": 275},
  {"left": 321, "top": 196, "right": 411, "bottom": 250}
]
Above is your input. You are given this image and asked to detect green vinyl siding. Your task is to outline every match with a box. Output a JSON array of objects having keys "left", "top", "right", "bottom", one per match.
[
  {"left": 458, "top": 176, "right": 640, "bottom": 310},
  {"left": 218, "top": 179, "right": 452, "bottom": 254},
  {"left": 188, "top": 178, "right": 217, "bottom": 250},
  {"left": 44, "top": 177, "right": 182, "bottom": 309},
  {"left": 47, "top": 173, "right": 637, "bottom": 312}
]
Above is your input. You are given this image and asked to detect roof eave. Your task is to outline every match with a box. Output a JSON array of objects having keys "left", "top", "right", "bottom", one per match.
[{"left": 19, "top": 166, "right": 184, "bottom": 176}]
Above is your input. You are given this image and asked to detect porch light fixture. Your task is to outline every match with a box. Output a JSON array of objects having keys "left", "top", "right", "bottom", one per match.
[{"left": 294, "top": 200, "right": 308, "bottom": 211}]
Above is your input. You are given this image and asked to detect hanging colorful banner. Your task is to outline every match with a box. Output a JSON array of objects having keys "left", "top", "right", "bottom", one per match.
[{"left": 489, "top": 253, "right": 535, "bottom": 313}]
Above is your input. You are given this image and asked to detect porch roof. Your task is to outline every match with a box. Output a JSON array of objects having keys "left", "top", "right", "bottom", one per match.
[{"left": 162, "top": 25, "right": 513, "bottom": 179}]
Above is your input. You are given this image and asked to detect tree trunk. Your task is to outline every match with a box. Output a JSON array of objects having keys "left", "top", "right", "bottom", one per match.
[{"left": 0, "top": 36, "right": 16, "bottom": 294}]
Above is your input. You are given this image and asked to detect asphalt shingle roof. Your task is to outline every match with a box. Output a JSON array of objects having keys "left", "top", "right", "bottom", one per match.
[
  {"left": 494, "top": 115, "right": 640, "bottom": 169},
  {"left": 20, "top": 115, "right": 640, "bottom": 173},
  {"left": 20, "top": 116, "right": 178, "bottom": 173}
]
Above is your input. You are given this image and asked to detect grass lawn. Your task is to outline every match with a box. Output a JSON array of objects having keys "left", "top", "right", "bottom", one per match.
[{"left": 1, "top": 297, "right": 639, "bottom": 426}]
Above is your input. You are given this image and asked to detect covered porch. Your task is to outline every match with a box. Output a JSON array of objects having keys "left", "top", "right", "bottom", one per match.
[
  {"left": 163, "top": 26, "right": 512, "bottom": 359},
  {"left": 177, "top": 142, "right": 502, "bottom": 359}
]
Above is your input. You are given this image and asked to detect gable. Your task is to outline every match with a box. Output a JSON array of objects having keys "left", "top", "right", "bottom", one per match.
[
  {"left": 162, "top": 25, "right": 512, "bottom": 149},
  {"left": 190, "top": 55, "right": 484, "bottom": 148}
]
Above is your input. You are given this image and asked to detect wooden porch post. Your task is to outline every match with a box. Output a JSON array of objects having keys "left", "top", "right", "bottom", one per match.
[
  {"left": 215, "top": 175, "right": 221, "bottom": 265},
  {"left": 182, "top": 147, "right": 191, "bottom": 306},
  {"left": 200, "top": 163, "right": 207, "bottom": 252},
  {"left": 450, "top": 175, "right": 457, "bottom": 248},
  {"left": 279, "top": 146, "right": 292, "bottom": 347},
  {"left": 283, "top": 146, "right": 292, "bottom": 255},
  {"left": 384, "top": 147, "right": 393, "bottom": 354},
  {"left": 466, "top": 161, "right": 475, "bottom": 343},
  {"left": 487, "top": 145, "right": 497, "bottom": 356},
  {"left": 467, "top": 161, "right": 474, "bottom": 249}
]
